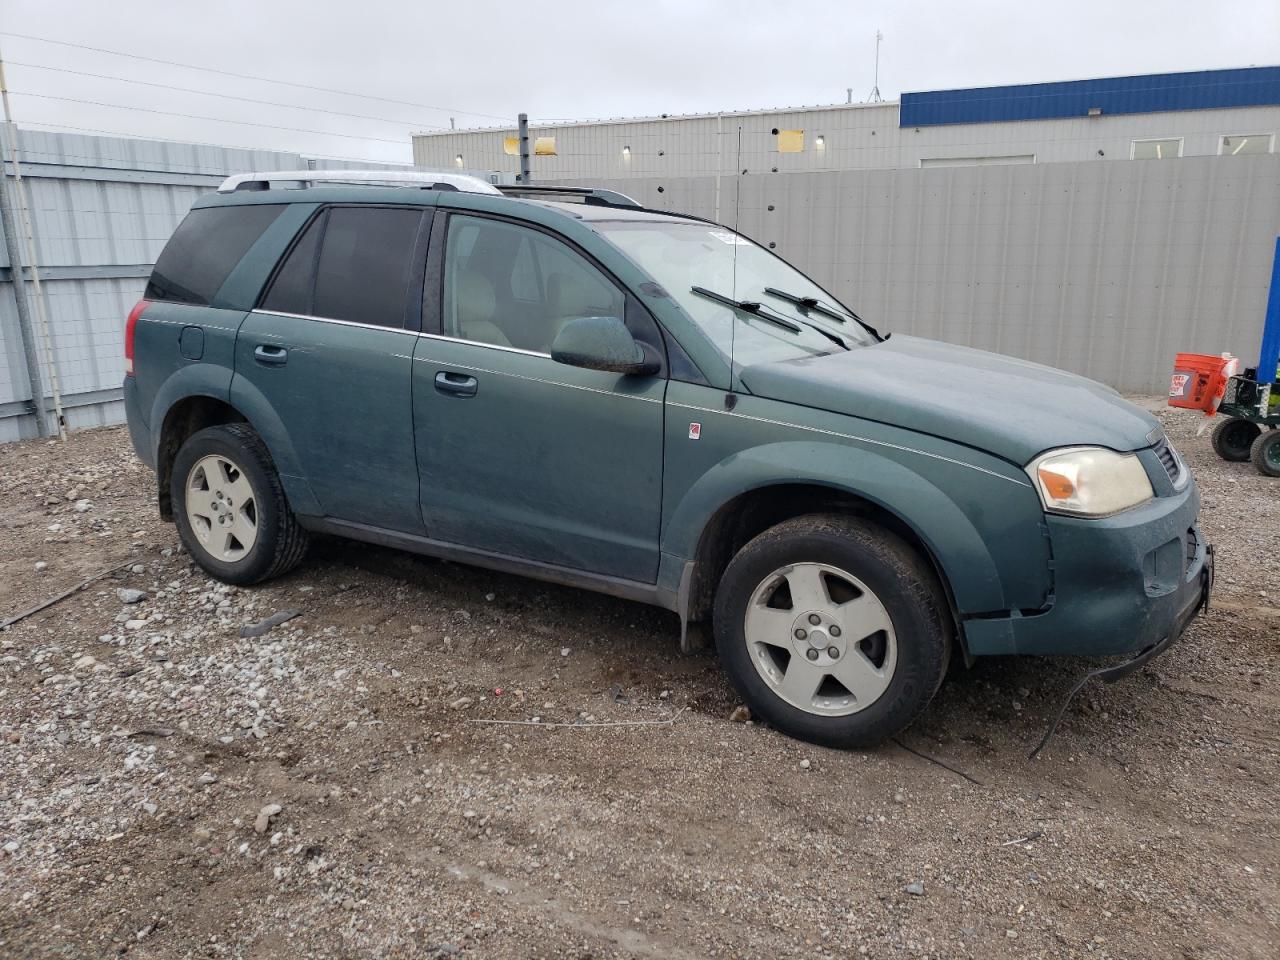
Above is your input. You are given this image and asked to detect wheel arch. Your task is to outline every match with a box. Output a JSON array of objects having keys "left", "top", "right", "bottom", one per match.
[
  {"left": 683, "top": 481, "right": 965, "bottom": 643},
  {"left": 155, "top": 395, "right": 248, "bottom": 520},
  {"left": 154, "top": 386, "right": 319, "bottom": 521},
  {"left": 665, "top": 440, "right": 1024, "bottom": 648}
]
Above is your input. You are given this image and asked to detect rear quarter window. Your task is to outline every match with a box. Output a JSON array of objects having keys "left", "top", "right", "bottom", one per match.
[{"left": 146, "top": 204, "right": 285, "bottom": 305}]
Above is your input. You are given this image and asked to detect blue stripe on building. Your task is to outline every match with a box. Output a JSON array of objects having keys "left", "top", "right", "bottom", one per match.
[{"left": 900, "top": 66, "right": 1280, "bottom": 127}]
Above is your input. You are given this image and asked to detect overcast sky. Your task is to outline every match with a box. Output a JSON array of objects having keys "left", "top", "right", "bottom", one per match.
[{"left": 0, "top": 0, "right": 1275, "bottom": 164}]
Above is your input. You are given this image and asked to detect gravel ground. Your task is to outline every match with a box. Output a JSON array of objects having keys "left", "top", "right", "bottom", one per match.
[{"left": 1, "top": 404, "right": 1276, "bottom": 959}]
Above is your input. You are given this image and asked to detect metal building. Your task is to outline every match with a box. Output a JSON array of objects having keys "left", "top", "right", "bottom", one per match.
[{"left": 413, "top": 67, "right": 1280, "bottom": 182}]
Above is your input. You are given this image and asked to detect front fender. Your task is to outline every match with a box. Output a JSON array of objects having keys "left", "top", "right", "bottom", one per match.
[{"left": 663, "top": 439, "right": 1027, "bottom": 615}]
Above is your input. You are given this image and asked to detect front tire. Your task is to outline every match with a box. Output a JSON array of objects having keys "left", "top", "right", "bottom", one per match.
[
  {"left": 1211, "top": 417, "right": 1260, "bottom": 462},
  {"left": 713, "top": 514, "right": 950, "bottom": 749},
  {"left": 1250, "top": 429, "right": 1280, "bottom": 478},
  {"left": 171, "top": 424, "right": 309, "bottom": 585}
]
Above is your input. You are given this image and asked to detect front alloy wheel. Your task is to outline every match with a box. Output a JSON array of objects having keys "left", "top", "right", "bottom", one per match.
[
  {"left": 744, "top": 562, "right": 897, "bottom": 716},
  {"left": 714, "top": 514, "right": 950, "bottom": 749}
]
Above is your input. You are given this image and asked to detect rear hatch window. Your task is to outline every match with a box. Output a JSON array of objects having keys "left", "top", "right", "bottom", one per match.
[{"left": 146, "top": 204, "right": 285, "bottom": 305}]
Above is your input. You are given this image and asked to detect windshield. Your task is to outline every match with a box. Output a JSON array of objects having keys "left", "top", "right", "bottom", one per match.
[{"left": 596, "top": 220, "right": 876, "bottom": 366}]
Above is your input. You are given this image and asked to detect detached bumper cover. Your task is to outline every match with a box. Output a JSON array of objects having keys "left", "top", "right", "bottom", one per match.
[{"left": 964, "top": 481, "right": 1210, "bottom": 657}]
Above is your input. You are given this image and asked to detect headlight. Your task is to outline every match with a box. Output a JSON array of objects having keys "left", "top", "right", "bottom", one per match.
[{"left": 1026, "top": 446, "right": 1154, "bottom": 518}]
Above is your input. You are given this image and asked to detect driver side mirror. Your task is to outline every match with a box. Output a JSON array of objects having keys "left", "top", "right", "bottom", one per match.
[{"left": 550, "top": 316, "right": 658, "bottom": 376}]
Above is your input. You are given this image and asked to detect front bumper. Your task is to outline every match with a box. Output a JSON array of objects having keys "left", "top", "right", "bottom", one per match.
[{"left": 964, "top": 480, "right": 1211, "bottom": 657}]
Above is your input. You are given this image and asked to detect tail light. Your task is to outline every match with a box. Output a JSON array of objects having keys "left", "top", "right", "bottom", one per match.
[{"left": 124, "top": 299, "right": 150, "bottom": 376}]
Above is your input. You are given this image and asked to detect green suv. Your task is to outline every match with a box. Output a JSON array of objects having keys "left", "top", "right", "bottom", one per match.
[{"left": 123, "top": 171, "right": 1212, "bottom": 747}]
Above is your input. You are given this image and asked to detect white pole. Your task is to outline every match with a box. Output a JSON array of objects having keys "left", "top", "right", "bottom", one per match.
[{"left": 0, "top": 46, "right": 66, "bottom": 440}]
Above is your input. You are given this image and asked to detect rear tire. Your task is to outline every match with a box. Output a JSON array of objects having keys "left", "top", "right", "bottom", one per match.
[
  {"left": 1250, "top": 429, "right": 1280, "bottom": 478},
  {"left": 1211, "top": 417, "right": 1260, "bottom": 462},
  {"left": 171, "top": 424, "right": 309, "bottom": 585},
  {"left": 712, "top": 514, "right": 950, "bottom": 749}
]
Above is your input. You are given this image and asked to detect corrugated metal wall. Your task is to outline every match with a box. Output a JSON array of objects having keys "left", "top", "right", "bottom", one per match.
[
  {"left": 413, "top": 104, "right": 1280, "bottom": 178},
  {"left": 0, "top": 130, "right": 407, "bottom": 442},
  {"left": 567, "top": 153, "right": 1280, "bottom": 394}
]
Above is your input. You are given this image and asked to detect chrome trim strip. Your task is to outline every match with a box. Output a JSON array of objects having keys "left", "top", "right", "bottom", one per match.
[
  {"left": 411, "top": 355, "right": 662, "bottom": 403},
  {"left": 667, "top": 401, "right": 1028, "bottom": 485},
  {"left": 250, "top": 309, "right": 419, "bottom": 335},
  {"left": 416, "top": 331, "right": 551, "bottom": 359}
]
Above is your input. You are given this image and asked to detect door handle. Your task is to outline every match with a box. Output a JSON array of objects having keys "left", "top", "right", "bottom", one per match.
[
  {"left": 434, "top": 371, "right": 478, "bottom": 397},
  {"left": 254, "top": 344, "right": 288, "bottom": 365}
]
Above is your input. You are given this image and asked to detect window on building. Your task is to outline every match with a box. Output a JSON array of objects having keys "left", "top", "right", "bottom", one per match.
[
  {"left": 776, "top": 130, "right": 805, "bottom": 153},
  {"left": 1220, "top": 134, "right": 1274, "bottom": 156},
  {"left": 919, "top": 155, "right": 1035, "bottom": 168},
  {"left": 146, "top": 204, "right": 284, "bottom": 305},
  {"left": 1131, "top": 138, "right": 1182, "bottom": 160},
  {"left": 261, "top": 207, "right": 424, "bottom": 328}
]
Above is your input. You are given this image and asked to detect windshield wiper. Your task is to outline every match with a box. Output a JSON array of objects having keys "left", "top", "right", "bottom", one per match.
[
  {"left": 691, "top": 286, "right": 848, "bottom": 349},
  {"left": 763, "top": 286, "right": 881, "bottom": 339}
]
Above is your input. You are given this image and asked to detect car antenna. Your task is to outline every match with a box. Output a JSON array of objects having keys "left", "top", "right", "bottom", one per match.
[{"left": 726, "top": 124, "right": 743, "bottom": 411}]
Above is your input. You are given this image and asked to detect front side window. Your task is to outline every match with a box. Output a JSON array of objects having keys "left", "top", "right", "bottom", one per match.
[
  {"left": 442, "top": 215, "right": 625, "bottom": 353},
  {"left": 261, "top": 206, "right": 423, "bottom": 328},
  {"left": 597, "top": 220, "right": 874, "bottom": 367},
  {"left": 1131, "top": 138, "right": 1182, "bottom": 160},
  {"left": 147, "top": 203, "right": 284, "bottom": 305}
]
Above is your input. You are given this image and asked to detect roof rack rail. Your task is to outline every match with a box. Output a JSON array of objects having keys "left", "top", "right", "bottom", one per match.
[
  {"left": 217, "top": 170, "right": 502, "bottom": 195},
  {"left": 494, "top": 184, "right": 642, "bottom": 208}
]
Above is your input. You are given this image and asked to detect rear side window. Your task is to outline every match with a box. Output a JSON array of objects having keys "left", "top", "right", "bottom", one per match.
[
  {"left": 146, "top": 204, "right": 284, "bottom": 305},
  {"left": 261, "top": 207, "right": 423, "bottom": 328},
  {"left": 260, "top": 216, "right": 324, "bottom": 316},
  {"left": 314, "top": 208, "right": 423, "bottom": 327}
]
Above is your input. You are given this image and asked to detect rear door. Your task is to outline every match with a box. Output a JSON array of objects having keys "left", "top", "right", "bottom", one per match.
[
  {"left": 412, "top": 211, "right": 667, "bottom": 582},
  {"left": 231, "top": 205, "right": 430, "bottom": 533}
]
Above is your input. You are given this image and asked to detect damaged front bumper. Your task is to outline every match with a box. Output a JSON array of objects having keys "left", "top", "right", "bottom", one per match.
[{"left": 963, "top": 479, "right": 1209, "bottom": 658}]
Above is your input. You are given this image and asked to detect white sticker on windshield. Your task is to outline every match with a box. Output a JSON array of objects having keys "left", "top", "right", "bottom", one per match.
[{"left": 708, "top": 230, "right": 750, "bottom": 246}]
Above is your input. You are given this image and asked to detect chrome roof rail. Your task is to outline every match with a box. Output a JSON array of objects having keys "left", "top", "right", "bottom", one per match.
[
  {"left": 494, "top": 184, "right": 642, "bottom": 208},
  {"left": 217, "top": 170, "right": 502, "bottom": 195}
]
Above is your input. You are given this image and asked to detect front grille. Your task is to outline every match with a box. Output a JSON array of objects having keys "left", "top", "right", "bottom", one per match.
[{"left": 1153, "top": 437, "right": 1181, "bottom": 484}]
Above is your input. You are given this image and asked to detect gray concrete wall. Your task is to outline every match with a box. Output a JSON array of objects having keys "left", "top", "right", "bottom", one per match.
[
  {"left": 567, "top": 153, "right": 1280, "bottom": 394},
  {"left": 0, "top": 130, "right": 408, "bottom": 442}
]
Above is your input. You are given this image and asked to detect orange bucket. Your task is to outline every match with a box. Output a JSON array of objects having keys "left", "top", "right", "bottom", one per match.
[{"left": 1168, "top": 352, "right": 1236, "bottom": 414}]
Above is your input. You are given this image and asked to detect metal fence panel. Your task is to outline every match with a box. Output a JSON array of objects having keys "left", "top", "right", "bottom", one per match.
[{"left": 0, "top": 130, "right": 407, "bottom": 442}]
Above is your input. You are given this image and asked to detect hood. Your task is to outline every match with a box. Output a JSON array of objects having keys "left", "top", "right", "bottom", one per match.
[{"left": 739, "top": 335, "right": 1160, "bottom": 465}]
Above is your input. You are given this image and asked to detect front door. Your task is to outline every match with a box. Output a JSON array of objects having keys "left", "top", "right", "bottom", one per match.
[
  {"left": 232, "top": 204, "right": 430, "bottom": 533},
  {"left": 412, "top": 212, "right": 666, "bottom": 582}
]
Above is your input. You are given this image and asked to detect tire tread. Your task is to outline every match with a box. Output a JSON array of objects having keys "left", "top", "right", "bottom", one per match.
[{"left": 173, "top": 423, "right": 308, "bottom": 584}]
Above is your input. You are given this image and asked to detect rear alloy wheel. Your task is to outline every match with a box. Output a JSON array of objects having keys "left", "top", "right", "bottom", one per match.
[
  {"left": 185, "top": 454, "right": 260, "bottom": 562},
  {"left": 714, "top": 514, "right": 950, "bottom": 748},
  {"left": 171, "top": 424, "right": 309, "bottom": 585},
  {"left": 1250, "top": 428, "right": 1280, "bottom": 478},
  {"left": 1211, "top": 417, "right": 1260, "bottom": 462}
]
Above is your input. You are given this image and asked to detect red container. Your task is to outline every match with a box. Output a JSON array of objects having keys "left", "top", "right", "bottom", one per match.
[{"left": 1168, "top": 352, "right": 1236, "bottom": 413}]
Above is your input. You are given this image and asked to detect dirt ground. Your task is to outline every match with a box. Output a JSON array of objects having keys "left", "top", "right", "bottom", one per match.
[{"left": 1, "top": 404, "right": 1276, "bottom": 959}]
